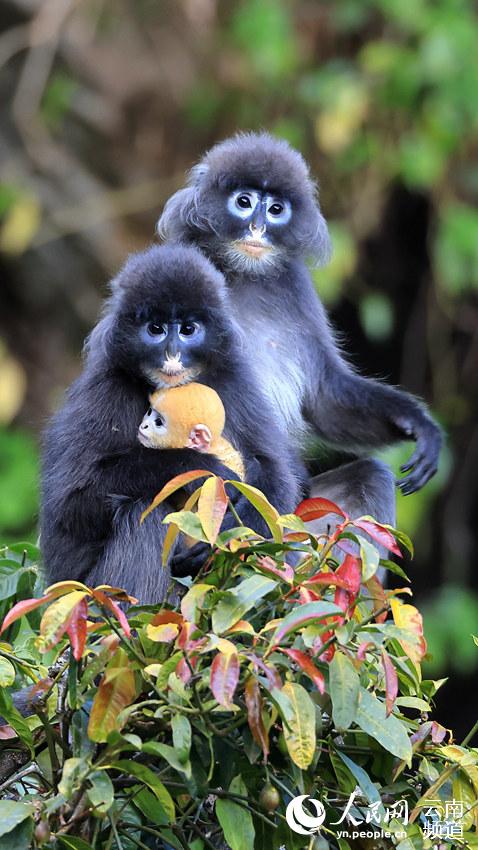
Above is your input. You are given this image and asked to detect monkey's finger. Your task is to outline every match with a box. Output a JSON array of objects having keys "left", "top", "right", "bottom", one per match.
[{"left": 171, "top": 542, "right": 212, "bottom": 577}]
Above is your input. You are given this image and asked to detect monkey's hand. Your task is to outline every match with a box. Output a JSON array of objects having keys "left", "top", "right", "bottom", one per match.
[
  {"left": 395, "top": 415, "right": 442, "bottom": 495},
  {"left": 170, "top": 541, "right": 212, "bottom": 578}
]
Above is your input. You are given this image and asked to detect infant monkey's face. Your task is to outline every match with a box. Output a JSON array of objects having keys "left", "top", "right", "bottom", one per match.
[
  {"left": 138, "top": 406, "right": 168, "bottom": 448},
  {"left": 137, "top": 404, "right": 212, "bottom": 452}
]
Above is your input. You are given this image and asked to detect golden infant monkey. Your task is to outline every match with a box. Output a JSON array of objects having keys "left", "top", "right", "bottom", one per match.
[{"left": 138, "top": 382, "right": 245, "bottom": 481}]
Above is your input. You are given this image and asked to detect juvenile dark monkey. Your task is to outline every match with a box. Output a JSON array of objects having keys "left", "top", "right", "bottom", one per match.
[
  {"left": 158, "top": 133, "right": 442, "bottom": 531},
  {"left": 40, "top": 245, "right": 304, "bottom": 601}
]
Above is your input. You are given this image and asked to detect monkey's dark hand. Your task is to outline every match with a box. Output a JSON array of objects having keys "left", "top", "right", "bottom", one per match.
[
  {"left": 171, "top": 541, "right": 212, "bottom": 578},
  {"left": 395, "top": 416, "right": 442, "bottom": 495}
]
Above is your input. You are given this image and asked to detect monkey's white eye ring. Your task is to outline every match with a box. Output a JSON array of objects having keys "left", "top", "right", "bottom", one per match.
[
  {"left": 266, "top": 196, "right": 291, "bottom": 225},
  {"left": 228, "top": 189, "right": 260, "bottom": 219}
]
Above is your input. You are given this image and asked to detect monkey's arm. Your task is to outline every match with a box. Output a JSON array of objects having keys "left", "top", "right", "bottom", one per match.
[
  {"left": 60, "top": 447, "right": 238, "bottom": 539},
  {"left": 305, "top": 355, "right": 442, "bottom": 495}
]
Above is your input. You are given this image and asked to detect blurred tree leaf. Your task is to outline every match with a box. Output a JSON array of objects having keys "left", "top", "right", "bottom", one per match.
[
  {"left": 435, "top": 203, "right": 478, "bottom": 294},
  {"left": 359, "top": 293, "right": 394, "bottom": 341},
  {"left": 0, "top": 195, "right": 41, "bottom": 256},
  {"left": 230, "top": 0, "right": 298, "bottom": 80},
  {"left": 0, "top": 428, "right": 38, "bottom": 536}
]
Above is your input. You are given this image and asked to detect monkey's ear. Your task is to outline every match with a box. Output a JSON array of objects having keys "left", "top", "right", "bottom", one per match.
[
  {"left": 308, "top": 205, "right": 332, "bottom": 267},
  {"left": 83, "top": 314, "right": 114, "bottom": 363},
  {"left": 187, "top": 424, "right": 212, "bottom": 452},
  {"left": 157, "top": 185, "right": 206, "bottom": 241}
]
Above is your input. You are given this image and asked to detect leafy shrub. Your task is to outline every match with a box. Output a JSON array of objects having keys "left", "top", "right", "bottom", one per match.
[{"left": 0, "top": 473, "right": 476, "bottom": 850}]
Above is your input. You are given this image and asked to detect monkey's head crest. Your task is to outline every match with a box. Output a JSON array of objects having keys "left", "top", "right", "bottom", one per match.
[{"left": 157, "top": 132, "right": 331, "bottom": 273}]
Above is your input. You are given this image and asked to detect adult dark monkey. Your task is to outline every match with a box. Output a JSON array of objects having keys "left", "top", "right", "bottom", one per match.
[
  {"left": 40, "top": 244, "right": 304, "bottom": 601},
  {"left": 158, "top": 132, "right": 442, "bottom": 533}
]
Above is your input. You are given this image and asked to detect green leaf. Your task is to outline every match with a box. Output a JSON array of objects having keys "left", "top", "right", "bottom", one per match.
[
  {"left": 132, "top": 787, "right": 169, "bottom": 826},
  {"left": 0, "top": 690, "right": 34, "bottom": 752},
  {"left": 86, "top": 769, "right": 114, "bottom": 816},
  {"left": 212, "top": 575, "right": 277, "bottom": 633},
  {"left": 216, "top": 775, "right": 255, "bottom": 850},
  {"left": 109, "top": 761, "right": 175, "bottom": 821},
  {"left": 172, "top": 713, "right": 192, "bottom": 762},
  {"left": 272, "top": 600, "right": 343, "bottom": 644},
  {"left": 329, "top": 651, "right": 360, "bottom": 730},
  {"left": 58, "top": 757, "right": 88, "bottom": 798},
  {"left": 333, "top": 750, "right": 384, "bottom": 807},
  {"left": 0, "top": 802, "right": 34, "bottom": 837},
  {"left": 356, "top": 688, "right": 412, "bottom": 762},
  {"left": 57, "top": 838, "right": 94, "bottom": 850},
  {"left": 0, "top": 817, "right": 32, "bottom": 850},
  {"left": 358, "top": 537, "right": 380, "bottom": 581},
  {"left": 162, "top": 510, "right": 208, "bottom": 542},
  {"left": 0, "top": 566, "right": 36, "bottom": 602},
  {"left": 142, "top": 741, "right": 192, "bottom": 778},
  {"left": 0, "top": 655, "right": 15, "bottom": 686}
]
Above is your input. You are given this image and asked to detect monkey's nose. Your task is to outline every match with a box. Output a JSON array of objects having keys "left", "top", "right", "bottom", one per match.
[
  {"left": 249, "top": 222, "right": 266, "bottom": 237},
  {"left": 140, "top": 423, "right": 149, "bottom": 431}
]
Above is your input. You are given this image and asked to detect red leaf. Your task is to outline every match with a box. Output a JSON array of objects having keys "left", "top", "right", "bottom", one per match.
[
  {"left": 365, "top": 575, "right": 388, "bottom": 623},
  {"left": 352, "top": 519, "right": 402, "bottom": 557},
  {"left": 336, "top": 555, "right": 362, "bottom": 594},
  {"left": 250, "top": 655, "right": 282, "bottom": 690},
  {"left": 66, "top": 599, "right": 89, "bottom": 660},
  {"left": 176, "top": 655, "right": 198, "bottom": 683},
  {"left": 305, "top": 572, "right": 351, "bottom": 590},
  {"left": 0, "top": 725, "right": 17, "bottom": 740},
  {"left": 0, "top": 594, "right": 54, "bottom": 633},
  {"left": 244, "top": 676, "right": 269, "bottom": 758},
  {"left": 357, "top": 641, "right": 373, "bottom": 661},
  {"left": 279, "top": 648, "right": 325, "bottom": 693},
  {"left": 295, "top": 497, "right": 347, "bottom": 522},
  {"left": 381, "top": 648, "right": 398, "bottom": 716},
  {"left": 298, "top": 587, "right": 321, "bottom": 603},
  {"left": 93, "top": 590, "right": 132, "bottom": 637},
  {"left": 431, "top": 721, "right": 448, "bottom": 744},
  {"left": 210, "top": 651, "right": 240, "bottom": 708},
  {"left": 257, "top": 556, "right": 294, "bottom": 583}
]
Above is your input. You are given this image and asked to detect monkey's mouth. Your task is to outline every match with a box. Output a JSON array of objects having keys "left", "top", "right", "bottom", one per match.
[
  {"left": 144, "top": 364, "right": 201, "bottom": 389},
  {"left": 235, "top": 239, "right": 273, "bottom": 258}
]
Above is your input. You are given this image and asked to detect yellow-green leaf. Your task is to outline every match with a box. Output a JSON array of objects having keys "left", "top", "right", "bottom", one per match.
[
  {"left": 271, "top": 682, "right": 316, "bottom": 769},
  {"left": 88, "top": 650, "right": 137, "bottom": 743},
  {"left": 39, "top": 591, "right": 88, "bottom": 650},
  {"left": 0, "top": 655, "right": 15, "bottom": 686},
  {"left": 226, "top": 480, "right": 282, "bottom": 542}
]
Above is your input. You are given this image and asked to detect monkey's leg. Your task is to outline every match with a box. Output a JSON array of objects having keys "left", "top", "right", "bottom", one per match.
[
  {"left": 308, "top": 458, "right": 396, "bottom": 564},
  {"left": 87, "top": 499, "right": 177, "bottom": 604}
]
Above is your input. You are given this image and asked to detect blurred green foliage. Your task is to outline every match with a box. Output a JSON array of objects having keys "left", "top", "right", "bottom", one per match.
[{"left": 0, "top": 429, "right": 38, "bottom": 541}]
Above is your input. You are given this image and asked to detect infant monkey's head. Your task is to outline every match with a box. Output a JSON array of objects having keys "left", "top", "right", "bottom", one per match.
[{"left": 138, "top": 382, "right": 226, "bottom": 452}]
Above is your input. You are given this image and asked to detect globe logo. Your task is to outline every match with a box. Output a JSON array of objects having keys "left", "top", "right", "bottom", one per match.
[{"left": 285, "top": 794, "right": 326, "bottom": 835}]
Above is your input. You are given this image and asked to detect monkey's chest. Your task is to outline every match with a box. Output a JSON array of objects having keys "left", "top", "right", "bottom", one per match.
[{"left": 246, "top": 322, "right": 309, "bottom": 443}]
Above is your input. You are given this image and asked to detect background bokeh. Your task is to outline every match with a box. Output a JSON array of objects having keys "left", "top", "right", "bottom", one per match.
[{"left": 1, "top": 0, "right": 477, "bottom": 735}]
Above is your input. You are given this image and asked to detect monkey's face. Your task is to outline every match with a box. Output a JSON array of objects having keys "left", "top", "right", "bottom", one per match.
[
  {"left": 134, "top": 318, "right": 208, "bottom": 389},
  {"left": 106, "top": 245, "right": 237, "bottom": 387}
]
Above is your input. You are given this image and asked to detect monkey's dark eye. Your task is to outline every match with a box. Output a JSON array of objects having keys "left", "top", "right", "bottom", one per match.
[
  {"left": 268, "top": 203, "right": 283, "bottom": 216},
  {"left": 147, "top": 322, "right": 167, "bottom": 339},
  {"left": 154, "top": 414, "right": 164, "bottom": 427},
  {"left": 179, "top": 321, "right": 200, "bottom": 338},
  {"left": 237, "top": 195, "right": 252, "bottom": 209}
]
